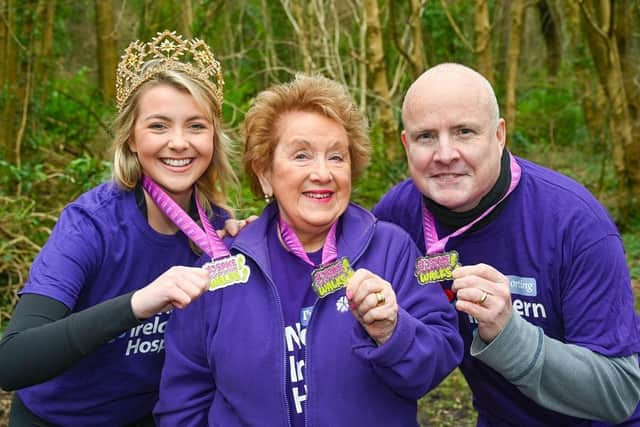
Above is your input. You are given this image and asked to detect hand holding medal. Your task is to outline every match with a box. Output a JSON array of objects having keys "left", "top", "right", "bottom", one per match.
[
  {"left": 451, "top": 263, "right": 512, "bottom": 343},
  {"left": 346, "top": 269, "right": 398, "bottom": 346},
  {"left": 278, "top": 216, "right": 398, "bottom": 345},
  {"left": 141, "top": 176, "right": 250, "bottom": 296},
  {"left": 130, "top": 266, "right": 210, "bottom": 319}
]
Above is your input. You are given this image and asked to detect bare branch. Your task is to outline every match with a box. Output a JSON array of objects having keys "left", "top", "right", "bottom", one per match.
[
  {"left": 578, "top": 0, "right": 610, "bottom": 42},
  {"left": 440, "top": 0, "right": 474, "bottom": 52}
]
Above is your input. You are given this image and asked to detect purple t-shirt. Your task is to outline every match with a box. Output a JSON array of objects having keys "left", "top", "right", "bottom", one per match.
[
  {"left": 267, "top": 222, "right": 320, "bottom": 426},
  {"left": 374, "top": 157, "right": 640, "bottom": 426},
  {"left": 17, "top": 182, "right": 228, "bottom": 426}
]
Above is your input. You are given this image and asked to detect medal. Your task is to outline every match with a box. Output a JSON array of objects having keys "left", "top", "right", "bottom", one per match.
[
  {"left": 203, "top": 253, "right": 250, "bottom": 290},
  {"left": 311, "top": 257, "right": 354, "bottom": 298},
  {"left": 279, "top": 217, "right": 350, "bottom": 298},
  {"left": 142, "top": 176, "right": 251, "bottom": 291},
  {"left": 414, "top": 251, "right": 460, "bottom": 284}
]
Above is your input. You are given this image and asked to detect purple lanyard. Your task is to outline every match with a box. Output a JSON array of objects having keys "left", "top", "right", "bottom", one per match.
[
  {"left": 142, "top": 176, "right": 230, "bottom": 260},
  {"left": 278, "top": 217, "right": 338, "bottom": 267},
  {"left": 423, "top": 152, "right": 522, "bottom": 255}
]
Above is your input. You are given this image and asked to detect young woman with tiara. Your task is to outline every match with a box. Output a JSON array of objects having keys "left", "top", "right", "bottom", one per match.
[{"left": 0, "top": 31, "right": 236, "bottom": 426}]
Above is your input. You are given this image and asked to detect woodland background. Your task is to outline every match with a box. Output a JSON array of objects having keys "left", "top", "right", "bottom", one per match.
[{"left": 1, "top": 0, "right": 639, "bottom": 425}]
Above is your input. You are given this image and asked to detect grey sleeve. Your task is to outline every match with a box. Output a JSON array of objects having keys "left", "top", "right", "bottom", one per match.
[{"left": 471, "top": 310, "right": 640, "bottom": 423}]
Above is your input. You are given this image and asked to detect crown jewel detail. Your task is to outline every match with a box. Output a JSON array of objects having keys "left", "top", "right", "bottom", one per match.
[{"left": 116, "top": 30, "right": 224, "bottom": 111}]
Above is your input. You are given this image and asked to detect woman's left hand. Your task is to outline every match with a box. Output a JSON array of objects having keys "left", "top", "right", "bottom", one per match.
[{"left": 346, "top": 269, "right": 398, "bottom": 346}]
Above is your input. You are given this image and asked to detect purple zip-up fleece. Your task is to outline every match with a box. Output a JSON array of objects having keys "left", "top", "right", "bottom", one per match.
[{"left": 154, "top": 202, "right": 463, "bottom": 426}]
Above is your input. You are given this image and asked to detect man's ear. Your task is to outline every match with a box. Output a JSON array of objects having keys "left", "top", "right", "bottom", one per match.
[
  {"left": 496, "top": 118, "right": 506, "bottom": 150},
  {"left": 400, "top": 130, "right": 409, "bottom": 153}
]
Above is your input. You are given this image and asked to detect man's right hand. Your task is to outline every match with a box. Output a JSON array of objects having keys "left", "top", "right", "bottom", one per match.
[{"left": 452, "top": 263, "right": 513, "bottom": 343}]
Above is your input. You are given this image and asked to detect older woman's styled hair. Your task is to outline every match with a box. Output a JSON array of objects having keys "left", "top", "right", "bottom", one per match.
[
  {"left": 242, "top": 74, "right": 371, "bottom": 197},
  {"left": 111, "top": 68, "right": 237, "bottom": 213}
]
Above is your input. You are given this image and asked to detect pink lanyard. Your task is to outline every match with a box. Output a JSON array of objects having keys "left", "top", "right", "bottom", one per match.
[
  {"left": 142, "top": 176, "right": 230, "bottom": 260},
  {"left": 278, "top": 217, "right": 338, "bottom": 267},
  {"left": 422, "top": 153, "right": 522, "bottom": 254}
]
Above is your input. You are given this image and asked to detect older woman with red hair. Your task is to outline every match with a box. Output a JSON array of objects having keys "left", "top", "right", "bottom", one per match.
[{"left": 155, "top": 74, "right": 463, "bottom": 426}]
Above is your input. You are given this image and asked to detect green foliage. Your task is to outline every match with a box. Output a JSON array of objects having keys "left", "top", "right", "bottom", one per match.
[
  {"left": 2, "top": 2, "right": 640, "bottom": 424},
  {"left": 623, "top": 230, "right": 640, "bottom": 281},
  {"left": 621, "top": 228, "right": 640, "bottom": 313},
  {"left": 418, "top": 369, "right": 476, "bottom": 426},
  {"left": 424, "top": 1, "right": 475, "bottom": 65},
  {"left": 62, "top": 157, "right": 113, "bottom": 192},
  {"left": 230, "top": 174, "right": 265, "bottom": 220},
  {"left": 0, "top": 160, "right": 47, "bottom": 195},
  {"left": 512, "top": 84, "right": 588, "bottom": 155},
  {"left": 30, "top": 69, "right": 112, "bottom": 152},
  {"left": 0, "top": 196, "right": 56, "bottom": 329},
  {"left": 351, "top": 128, "right": 408, "bottom": 210}
]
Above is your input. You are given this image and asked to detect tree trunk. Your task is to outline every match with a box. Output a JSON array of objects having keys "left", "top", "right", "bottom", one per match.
[
  {"left": 537, "top": 0, "right": 561, "bottom": 77},
  {"left": 563, "top": 0, "right": 607, "bottom": 148},
  {"left": 358, "top": 0, "right": 368, "bottom": 110},
  {"left": 0, "top": 0, "right": 6, "bottom": 92},
  {"left": 495, "top": 0, "right": 512, "bottom": 83},
  {"left": 563, "top": 0, "right": 609, "bottom": 201},
  {"left": 13, "top": 0, "right": 38, "bottom": 192},
  {"left": 1, "top": 0, "right": 17, "bottom": 163},
  {"left": 34, "top": 0, "right": 56, "bottom": 105},
  {"left": 614, "top": 0, "right": 639, "bottom": 159},
  {"left": 260, "top": 0, "right": 279, "bottom": 80},
  {"left": 179, "top": 0, "right": 193, "bottom": 37},
  {"left": 409, "top": 0, "right": 427, "bottom": 75},
  {"left": 391, "top": 0, "right": 426, "bottom": 79},
  {"left": 143, "top": 0, "right": 187, "bottom": 39},
  {"left": 94, "top": 0, "right": 117, "bottom": 105},
  {"left": 364, "top": 0, "right": 399, "bottom": 160},
  {"left": 474, "top": 0, "right": 493, "bottom": 83},
  {"left": 505, "top": 0, "right": 525, "bottom": 143},
  {"left": 281, "top": 0, "right": 313, "bottom": 73},
  {"left": 580, "top": 0, "right": 637, "bottom": 224}
]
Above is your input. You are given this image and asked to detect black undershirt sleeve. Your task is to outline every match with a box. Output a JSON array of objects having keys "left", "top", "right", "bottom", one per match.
[{"left": 0, "top": 292, "right": 141, "bottom": 391}]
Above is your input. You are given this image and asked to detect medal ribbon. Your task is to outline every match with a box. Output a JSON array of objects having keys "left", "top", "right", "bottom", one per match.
[
  {"left": 142, "top": 175, "right": 230, "bottom": 260},
  {"left": 278, "top": 217, "right": 338, "bottom": 267},
  {"left": 423, "top": 152, "right": 522, "bottom": 255}
]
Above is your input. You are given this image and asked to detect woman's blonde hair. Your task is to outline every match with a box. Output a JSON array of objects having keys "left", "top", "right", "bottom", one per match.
[
  {"left": 111, "top": 67, "right": 236, "bottom": 213},
  {"left": 242, "top": 74, "right": 371, "bottom": 197}
]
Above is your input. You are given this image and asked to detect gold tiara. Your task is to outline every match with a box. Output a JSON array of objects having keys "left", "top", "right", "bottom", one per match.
[{"left": 115, "top": 30, "right": 224, "bottom": 111}]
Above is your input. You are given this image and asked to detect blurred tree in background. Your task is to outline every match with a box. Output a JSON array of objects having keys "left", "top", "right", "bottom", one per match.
[{"left": 1, "top": 1, "right": 639, "bottom": 422}]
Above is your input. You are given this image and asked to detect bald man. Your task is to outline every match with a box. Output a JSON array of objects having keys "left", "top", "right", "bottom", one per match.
[{"left": 373, "top": 63, "right": 640, "bottom": 426}]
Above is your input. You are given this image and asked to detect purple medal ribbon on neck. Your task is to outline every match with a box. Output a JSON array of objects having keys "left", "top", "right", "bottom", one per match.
[
  {"left": 279, "top": 217, "right": 352, "bottom": 299},
  {"left": 422, "top": 152, "right": 522, "bottom": 254},
  {"left": 141, "top": 175, "right": 230, "bottom": 260},
  {"left": 278, "top": 217, "right": 338, "bottom": 267}
]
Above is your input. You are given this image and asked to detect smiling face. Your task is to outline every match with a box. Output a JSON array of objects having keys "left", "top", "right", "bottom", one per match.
[
  {"left": 257, "top": 111, "right": 352, "bottom": 251},
  {"left": 401, "top": 65, "right": 505, "bottom": 212},
  {"left": 129, "top": 83, "right": 214, "bottom": 208}
]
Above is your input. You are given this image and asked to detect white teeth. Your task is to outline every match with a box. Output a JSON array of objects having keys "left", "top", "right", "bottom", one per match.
[
  {"left": 162, "top": 158, "right": 192, "bottom": 167},
  {"left": 306, "top": 192, "right": 330, "bottom": 199}
]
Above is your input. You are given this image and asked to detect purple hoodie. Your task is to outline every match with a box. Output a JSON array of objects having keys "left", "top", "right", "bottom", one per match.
[{"left": 155, "top": 202, "right": 463, "bottom": 426}]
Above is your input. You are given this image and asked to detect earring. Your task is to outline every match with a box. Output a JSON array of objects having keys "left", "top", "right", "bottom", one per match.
[{"left": 264, "top": 193, "right": 272, "bottom": 204}]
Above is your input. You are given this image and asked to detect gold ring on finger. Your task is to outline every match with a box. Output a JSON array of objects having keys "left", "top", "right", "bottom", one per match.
[{"left": 477, "top": 291, "right": 488, "bottom": 305}]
